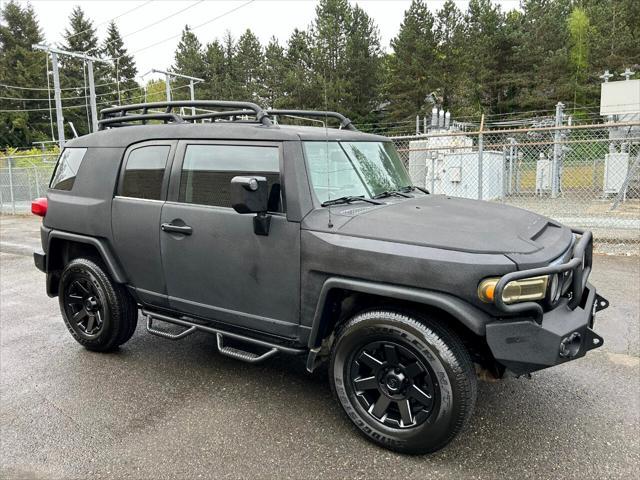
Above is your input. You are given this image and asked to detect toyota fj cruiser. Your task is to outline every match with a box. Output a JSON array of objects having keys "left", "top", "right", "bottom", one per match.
[{"left": 33, "top": 101, "right": 608, "bottom": 454}]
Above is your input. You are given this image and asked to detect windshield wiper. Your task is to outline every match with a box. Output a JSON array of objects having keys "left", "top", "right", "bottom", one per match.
[
  {"left": 321, "top": 195, "right": 383, "bottom": 207},
  {"left": 372, "top": 189, "right": 412, "bottom": 199},
  {"left": 400, "top": 185, "right": 429, "bottom": 194}
]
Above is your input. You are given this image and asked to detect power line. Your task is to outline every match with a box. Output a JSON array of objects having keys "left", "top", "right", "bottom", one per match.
[
  {"left": 101, "top": 0, "right": 205, "bottom": 52},
  {"left": 65, "top": 0, "right": 154, "bottom": 42},
  {"left": 109, "top": 0, "right": 256, "bottom": 61}
]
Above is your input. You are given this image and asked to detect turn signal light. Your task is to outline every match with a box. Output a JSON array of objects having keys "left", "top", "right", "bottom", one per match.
[{"left": 31, "top": 197, "right": 48, "bottom": 217}]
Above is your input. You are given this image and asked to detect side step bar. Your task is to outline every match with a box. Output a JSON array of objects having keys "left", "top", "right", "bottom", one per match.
[{"left": 141, "top": 309, "right": 306, "bottom": 363}]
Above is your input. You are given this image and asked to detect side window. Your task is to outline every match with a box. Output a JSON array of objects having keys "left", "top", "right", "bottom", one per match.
[
  {"left": 120, "top": 145, "right": 171, "bottom": 200},
  {"left": 179, "top": 145, "right": 282, "bottom": 211},
  {"left": 50, "top": 148, "right": 87, "bottom": 190}
]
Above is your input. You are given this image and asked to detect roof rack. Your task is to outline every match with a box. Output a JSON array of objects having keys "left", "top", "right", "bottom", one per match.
[
  {"left": 267, "top": 109, "right": 357, "bottom": 131},
  {"left": 98, "top": 100, "right": 272, "bottom": 130}
]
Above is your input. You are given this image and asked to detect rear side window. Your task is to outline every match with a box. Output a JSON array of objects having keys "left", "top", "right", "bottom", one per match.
[
  {"left": 50, "top": 148, "right": 87, "bottom": 190},
  {"left": 120, "top": 145, "right": 171, "bottom": 200},
  {"left": 179, "top": 144, "right": 281, "bottom": 211}
]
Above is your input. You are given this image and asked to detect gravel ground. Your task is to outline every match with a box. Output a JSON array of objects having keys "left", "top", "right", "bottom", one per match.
[{"left": 1, "top": 215, "right": 639, "bottom": 479}]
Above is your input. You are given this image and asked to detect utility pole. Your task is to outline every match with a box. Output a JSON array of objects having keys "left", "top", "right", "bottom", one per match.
[
  {"left": 551, "top": 102, "right": 564, "bottom": 198},
  {"left": 35, "top": 44, "right": 111, "bottom": 144},
  {"left": 149, "top": 69, "right": 204, "bottom": 116}
]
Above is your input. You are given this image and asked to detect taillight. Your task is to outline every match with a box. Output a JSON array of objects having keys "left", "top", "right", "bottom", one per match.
[{"left": 31, "top": 197, "right": 48, "bottom": 217}]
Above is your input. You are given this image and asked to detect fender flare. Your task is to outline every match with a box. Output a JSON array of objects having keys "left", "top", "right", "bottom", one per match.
[
  {"left": 307, "top": 277, "right": 493, "bottom": 349},
  {"left": 47, "top": 230, "right": 127, "bottom": 283}
]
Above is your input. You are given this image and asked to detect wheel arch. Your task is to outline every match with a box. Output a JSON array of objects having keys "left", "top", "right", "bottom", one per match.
[
  {"left": 46, "top": 231, "right": 127, "bottom": 296},
  {"left": 307, "top": 278, "right": 493, "bottom": 350}
]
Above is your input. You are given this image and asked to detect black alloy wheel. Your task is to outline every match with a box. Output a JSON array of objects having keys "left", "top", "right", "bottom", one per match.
[
  {"left": 349, "top": 341, "right": 439, "bottom": 429},
  {"left": 63, "top": 276, "right": 105, "bottom": 337},
  {"left": 58, "top": 258, "right": 138, "bottom": 351}
]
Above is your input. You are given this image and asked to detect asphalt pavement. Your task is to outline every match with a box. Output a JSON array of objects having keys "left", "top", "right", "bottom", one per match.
[{"left": 1, "top": 215, "right": 639, "bottom": 479}]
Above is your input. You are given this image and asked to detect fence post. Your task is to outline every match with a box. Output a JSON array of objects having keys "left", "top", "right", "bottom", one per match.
[
  {"left": 552, "top": 102, "right": 564, "bottom": 198},
  {"left": 477, "top": 115, "right": 484, "bottom": 200},
  {"left": 34, "top": 166, "right": 41, "bottom": 198},
  {"left": 7, "top": 156, "right": 16, "bottom": 214}
]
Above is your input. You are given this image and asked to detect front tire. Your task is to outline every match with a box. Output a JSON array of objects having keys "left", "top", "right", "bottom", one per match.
[
  {"left": 329, "top": 309, "right": 477, "bottom": 454},
  {"left": 58, "top": 258, "right": 138, "bottom": 352}
]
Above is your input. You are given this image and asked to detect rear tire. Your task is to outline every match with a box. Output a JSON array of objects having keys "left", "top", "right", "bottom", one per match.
[
  {"left": 58, "top": 258, "right": 138, "bottom": 352},
  {"left": 329, "top": 309, "right": 477, "bottom": 454}
]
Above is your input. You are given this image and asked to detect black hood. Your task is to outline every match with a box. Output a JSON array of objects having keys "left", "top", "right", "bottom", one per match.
[{"left": 328, "top": 195, "right": 574, "bottom": 267}]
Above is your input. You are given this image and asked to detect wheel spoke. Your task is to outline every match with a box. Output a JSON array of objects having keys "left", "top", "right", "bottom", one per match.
[
  {"left": 358, "top": 351, "right": 383, "bottom": 371},
  {"left": 74, "top": 281, "right": 90, "bottom": 296},
  {"left": 85, "top": 315, "right": 95, "bottom": 333},
  {"left": 371, "top": 394, "right": 392, "bottom": 418},
  {"left": 67, "top": 293, "right": 83, "bottom": 303},
  {"left": 397, "top": 399, "right": 413, "bottom": 426},
  {"left": 408, "top": 384, "right": 432, "bottom": 407},
  {"left": 353, "top": 376, "right": 378, "bottom": 391},
  {"left": 383, "top": 344, "right": 399, "bottom": 366},
  {"left": 72, "top": 308, "right": 88, "bottom": 325},
  {"left": 404, "top": 361, "right": 423, "bottom": 379},
  {"left": 95, "top": 310, "right": 103, "bottom": 326}
]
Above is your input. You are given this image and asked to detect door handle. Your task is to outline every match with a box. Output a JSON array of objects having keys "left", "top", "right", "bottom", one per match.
[{"left": 161, "top": 223, "right": 193, "bottom": 235}]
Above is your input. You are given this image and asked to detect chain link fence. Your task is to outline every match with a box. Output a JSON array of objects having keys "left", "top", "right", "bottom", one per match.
[
  {"left": 2, "top": 121, "right": 639, "bottom": 255},
  {"left": 0, "top": 154, "right": 57, "bottom": 215},
  {"left": 392, "top": 120, "right": 640, "bottom": 255}
]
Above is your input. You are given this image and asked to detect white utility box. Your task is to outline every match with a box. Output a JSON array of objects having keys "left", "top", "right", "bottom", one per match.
[
  {"left": 603, "top": 152, "right": 629, "bottom": 195},
  {"left": 536, "top": 157, "right": 551, "bottom": 194}
]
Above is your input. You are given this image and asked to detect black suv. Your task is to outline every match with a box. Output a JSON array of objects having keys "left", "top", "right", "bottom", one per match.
[{"left": 33, "top": 101, "right": 608, "bottom": 454}]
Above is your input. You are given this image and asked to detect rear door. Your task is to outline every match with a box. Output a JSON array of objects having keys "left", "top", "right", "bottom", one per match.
[
  {"left": 112, "top": 141, "right": 176, "bottom": 307},
  {"left": 159, "top": 140, "right": 300, "bottom": 338}
]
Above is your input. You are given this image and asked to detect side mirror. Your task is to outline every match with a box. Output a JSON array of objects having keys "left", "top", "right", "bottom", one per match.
[{"left": 230, "top": 176, "right": 271, "bottom": 236}]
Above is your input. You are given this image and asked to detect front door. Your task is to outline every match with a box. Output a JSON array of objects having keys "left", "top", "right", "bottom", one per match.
[{"left": 159, "top": 141, "right": 300, "bottom": 338}]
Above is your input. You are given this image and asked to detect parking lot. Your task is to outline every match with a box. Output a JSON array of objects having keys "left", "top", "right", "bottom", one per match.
[{"left": 1, "top": 215, "right": 639, "bottom": 479}]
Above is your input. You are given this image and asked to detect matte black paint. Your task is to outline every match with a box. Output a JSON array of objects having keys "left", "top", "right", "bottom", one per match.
[{"left": 37, "top": 120, "right": 605, "bottom": 376}]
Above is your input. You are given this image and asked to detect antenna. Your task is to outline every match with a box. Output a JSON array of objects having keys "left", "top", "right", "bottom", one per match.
[{"left": 324, "top": 74, "right": 333, "bottom": 229}]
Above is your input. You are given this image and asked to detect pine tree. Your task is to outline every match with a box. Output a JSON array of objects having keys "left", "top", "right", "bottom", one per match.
[
  {"left": 385, "top": 0, "right": 438, "bottom": 121},
  {"left": 58, "top": 6, "right": 110, "bottom": 136},
  {"left": 102, "top": 21, "right": 140, "bottom": 105},
  {"left": 221, "top": 31, "right": 240, "bottom": 99},
  {"left": 0, "top": 0, "right": 48, "bottom": 146},
  {"left": 203, "top": 40, "right": 226, "bottom": 100},
  {"left": 263, "top": 37, "right": 287, "bottom": 108},
  {"left": 311, "top": 0, "right": 352, "bottom": 113},
  {"left": 172, "top": 26, "right": 207, "bottom": 101},
  {"left": 235, "top": 29, "right": 264, "bottom": 102},
  {"left": 283, "top": 29, "right": 315, "bottom": 109},
  {"left": 434, "top": 0, "right": 466, "bottom": 111}
]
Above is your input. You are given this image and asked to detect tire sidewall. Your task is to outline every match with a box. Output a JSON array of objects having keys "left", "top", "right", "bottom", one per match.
[
  {"left": 59, "top": 260, "right": 116, "bottom": 348},
  {"left": 331, "top": 313, "right": 464, "bottom": 453}
]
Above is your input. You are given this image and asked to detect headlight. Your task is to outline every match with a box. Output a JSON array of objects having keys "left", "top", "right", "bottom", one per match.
[{"left": 478, "top": 275, "right": 550, "bottom": 304}]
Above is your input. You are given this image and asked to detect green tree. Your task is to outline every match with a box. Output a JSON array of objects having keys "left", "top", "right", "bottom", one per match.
[
  {"left": 385, "top": 0, "right": 438, "bottom": 121},
  {"left": 263, "top": 37, "right": 287, "bottom": 108},
  {"left": 235, "top": 29, "right": 264, "bottom": 102},
  {"left": 434, "top": 0, "right": 466, "bottom": 111},
  {"left": 283, "top": 29, "right": 315, "bottom": 109},
  {"left": 102, "top": 21, "right": 139, "bottom": 105},
  {"left": 172, "top": 25, "right": 207, "bottom": 100},
  {"left": 58, "top": 6, "right": 110, "bottom": 136},
  {"left": 0, "top": 0, "right": 48, "bottom": 146},
  {"left": 343, "top": 4, "right": 382, "bottom": 123},
  {"left": 311, "top": 0, "right": 352, "bottom": 112},
  {"left": 203, "top": 40, "right": 226, "bottom": 100},
  {"left": 567, "top": 6, "right": 591, "bottom": 107}
]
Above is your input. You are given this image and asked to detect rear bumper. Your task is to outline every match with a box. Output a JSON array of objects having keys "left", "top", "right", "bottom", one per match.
[
  {"left": 34, "top": 250, "right": 46, "bottom": 272},
  {"left": 486, "top": 282, "right": 606, "bottom": 374}
]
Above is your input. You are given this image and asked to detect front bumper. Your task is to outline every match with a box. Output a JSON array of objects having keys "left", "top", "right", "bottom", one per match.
[
  {"left": 485, "top": 229, "right": 608, "bottom": 375},
  {"left": 486, "top": 283, "right": 606, "bottom": 374}
]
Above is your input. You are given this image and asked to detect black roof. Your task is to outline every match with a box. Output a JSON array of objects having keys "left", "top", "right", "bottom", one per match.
[{"left": 66, "top": 122, "right": 388, "bottom": 149}]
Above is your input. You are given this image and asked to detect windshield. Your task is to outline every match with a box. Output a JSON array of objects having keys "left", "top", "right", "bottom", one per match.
[{"left": 303, "top": 141, "right": 412, "bottom": 204}]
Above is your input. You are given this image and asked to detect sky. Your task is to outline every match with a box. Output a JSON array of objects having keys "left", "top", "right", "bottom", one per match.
[{"left": 11, "top": 0, "right": 519, "bottom": 82}]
